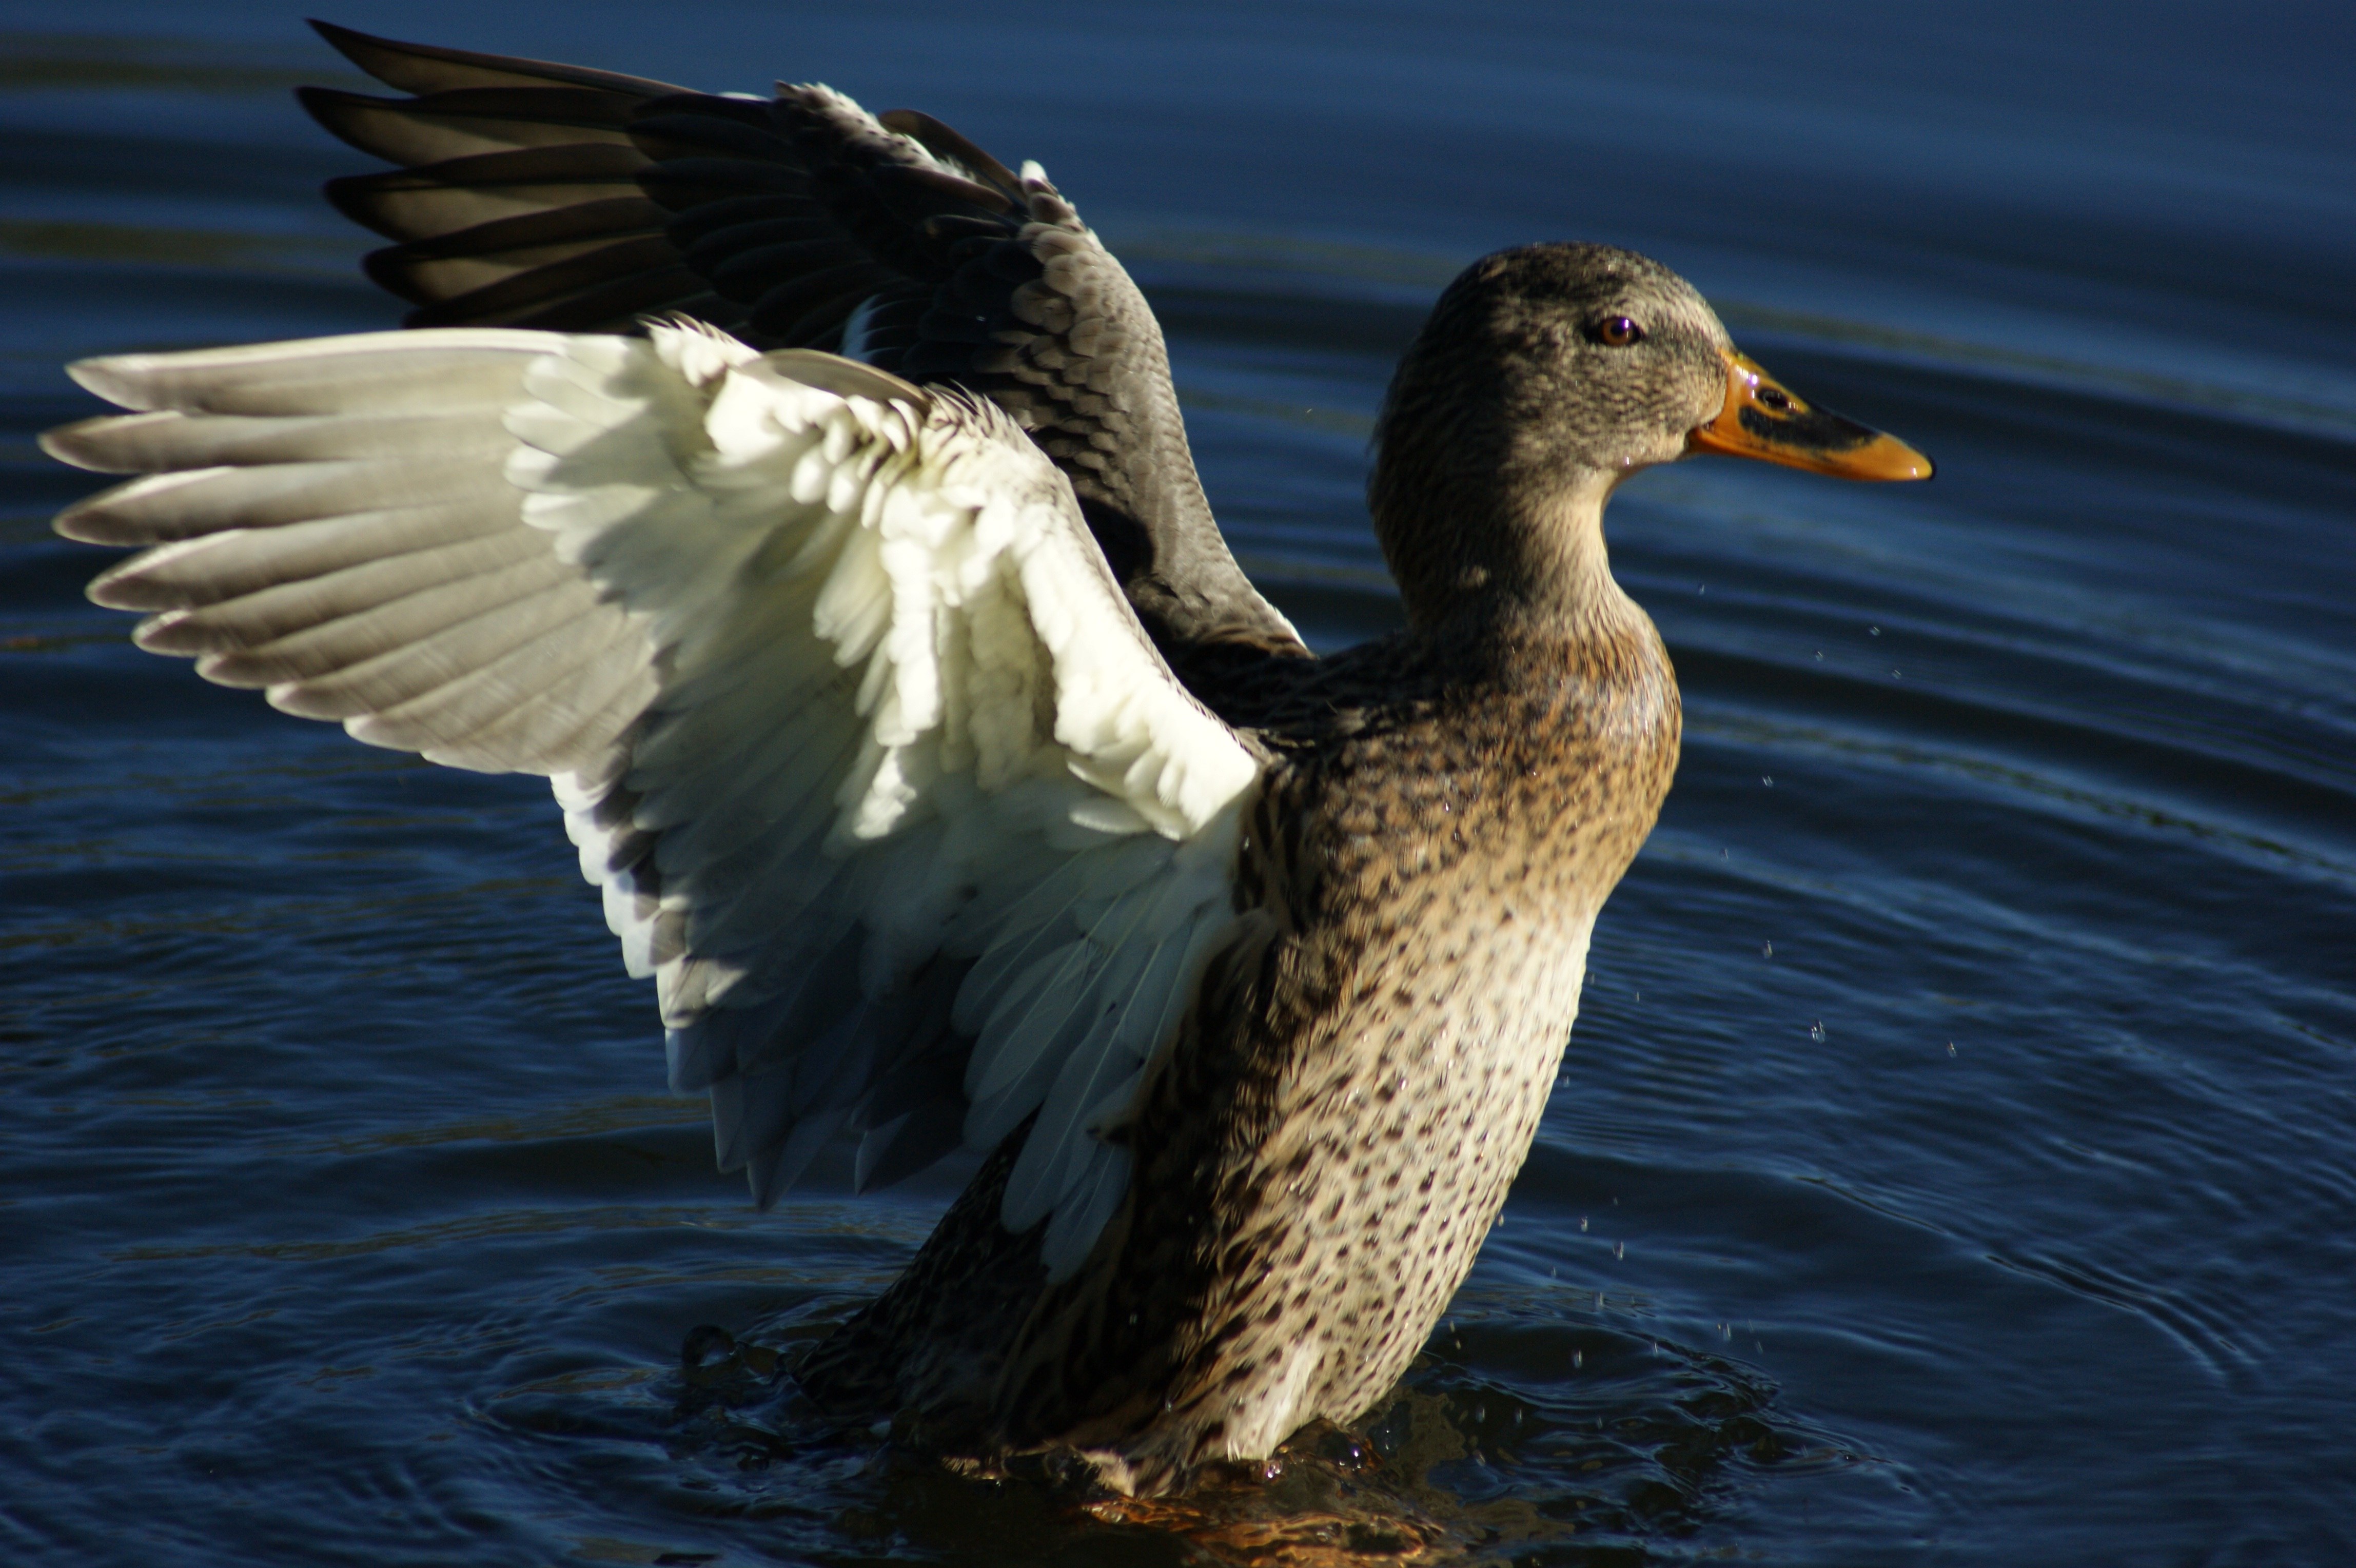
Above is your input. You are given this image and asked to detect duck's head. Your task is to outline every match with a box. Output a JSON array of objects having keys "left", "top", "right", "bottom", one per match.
[{"left": 1371, "top": 242, "right": 1930, "bottom": 629}]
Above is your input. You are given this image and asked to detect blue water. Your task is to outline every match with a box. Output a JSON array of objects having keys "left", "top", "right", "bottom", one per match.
[{"left": 5, "top": 3, "right": 2353, "bottom": 1562}]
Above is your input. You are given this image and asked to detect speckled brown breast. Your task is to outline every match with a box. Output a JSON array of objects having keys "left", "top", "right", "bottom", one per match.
[{"left": 976, "top": 609, "right": 1680, "bottom": 1491}]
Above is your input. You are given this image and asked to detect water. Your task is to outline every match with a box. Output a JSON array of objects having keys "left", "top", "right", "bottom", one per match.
[{"left": 5, "top": 2, "right": 2352, "bottom": 1562}]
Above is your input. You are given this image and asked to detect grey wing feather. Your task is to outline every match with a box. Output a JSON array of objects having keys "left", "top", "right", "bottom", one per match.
[
  {"left": 299, "top": 22, "right": 1307, "bottom": 670},
  {"left": 44, "top": 334, "right": 654, "bottom": 777}
]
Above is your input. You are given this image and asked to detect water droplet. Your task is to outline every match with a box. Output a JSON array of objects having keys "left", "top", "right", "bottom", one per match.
[
  {"left": 1869, "top": 625, "right": 1882, "bottom": 637},
  {"left": 1891, "top": 669, "right": 1902, "bottom": 679},
  {"left": 1761, "top": 940, "right": 1773, "bottom": 958},
  {"left": 1696, "top": 583, "right": 1706, "bottom": 593},
  {"left": 1761, "top": 775, "right": 1774, "bottom": 787},
  {"left": 1814, "top": 651, "right": 1824, "bottom": 660},
  {"left": 1810, "top": 1020, "right": 1827, "bottom": 1042},
  {"left": 1614, "top": 1241, "right": 1625, "bottom": 1260},
  {"left": 1574, "top": 1349, "right": 1584, "bottom": 1369}
]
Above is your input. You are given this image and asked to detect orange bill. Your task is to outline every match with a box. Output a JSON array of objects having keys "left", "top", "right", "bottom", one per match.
[{"left": 1687, "top": 350, "right": 1933, "bottom": 481}]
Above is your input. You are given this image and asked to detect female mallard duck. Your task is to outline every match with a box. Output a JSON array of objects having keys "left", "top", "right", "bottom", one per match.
[{"left": 43, "top": 25, "right": 1929, "bottom": 1497}]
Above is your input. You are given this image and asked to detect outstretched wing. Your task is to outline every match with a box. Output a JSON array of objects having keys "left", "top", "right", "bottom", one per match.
[
  {"left": 45, "top": 321, "right": 1262, "bottom": 1276},
  {"left": 300, "top": 22, "right": 1306, "bottom": 663}
]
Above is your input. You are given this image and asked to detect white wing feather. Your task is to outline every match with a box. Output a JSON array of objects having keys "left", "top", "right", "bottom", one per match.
[{"left": 47, "top": 321, "right": 1262, "bottom": 1277}]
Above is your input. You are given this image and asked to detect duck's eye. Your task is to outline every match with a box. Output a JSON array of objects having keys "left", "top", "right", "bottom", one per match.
[{"left": 1594, "top": 316, "right": 1645, "bottom": 347}]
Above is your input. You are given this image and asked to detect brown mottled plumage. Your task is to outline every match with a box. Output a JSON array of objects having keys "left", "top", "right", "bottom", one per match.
[{"left": 799, "top": 245, "right": 1720, "bottom": 1492}]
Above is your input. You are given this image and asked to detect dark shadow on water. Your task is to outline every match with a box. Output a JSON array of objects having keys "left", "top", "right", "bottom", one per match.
[{"left": 636, "top": 1305, "right": 1852, "bottom": 1566}]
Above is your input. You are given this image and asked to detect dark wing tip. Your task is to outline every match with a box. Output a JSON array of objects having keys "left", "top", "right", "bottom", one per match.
[{"left": 304, "top": 18, "right": 689, "bottom": 98}]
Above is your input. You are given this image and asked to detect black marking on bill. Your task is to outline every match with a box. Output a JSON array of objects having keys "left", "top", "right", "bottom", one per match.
[{"left": 1738, "top": 402, "right": 1879, "bottom": 454}]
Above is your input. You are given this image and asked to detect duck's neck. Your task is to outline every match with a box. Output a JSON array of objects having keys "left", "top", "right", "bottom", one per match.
[{"left": 1372, "top": 455, "right": 1641, "bottom": 648}]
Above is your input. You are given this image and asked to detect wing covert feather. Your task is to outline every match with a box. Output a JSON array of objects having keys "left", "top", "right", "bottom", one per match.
[{"left": 48, "top": 320, "right": 1261, "bottom": 1276}]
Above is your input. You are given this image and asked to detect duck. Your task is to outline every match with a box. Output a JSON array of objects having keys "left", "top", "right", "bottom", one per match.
[{"left": 41, "top": 23, "right": 1930, "bottom": 1498}]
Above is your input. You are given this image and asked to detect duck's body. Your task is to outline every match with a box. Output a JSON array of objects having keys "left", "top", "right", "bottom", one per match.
[
  {"left": 809, "top": 606, "right": 1679, "bottom": 1487},
  {"left": 43, "top": 25, "right": 1925, "bottom": 1497}
]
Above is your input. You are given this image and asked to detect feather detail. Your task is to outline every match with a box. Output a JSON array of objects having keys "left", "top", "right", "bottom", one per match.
[{"left": 49, "top": 319, "right": 1263, "bottom": 1268}]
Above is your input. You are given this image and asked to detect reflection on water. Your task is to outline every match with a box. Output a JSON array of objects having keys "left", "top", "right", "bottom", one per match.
[{"left": 4, "top": 4, "right": 2353, "bottom": 1564}]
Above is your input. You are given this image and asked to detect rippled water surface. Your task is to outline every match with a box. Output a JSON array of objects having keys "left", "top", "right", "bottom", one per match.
[{"left": 6, "top": 3, "right": 2353, "bottom": 1562}]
